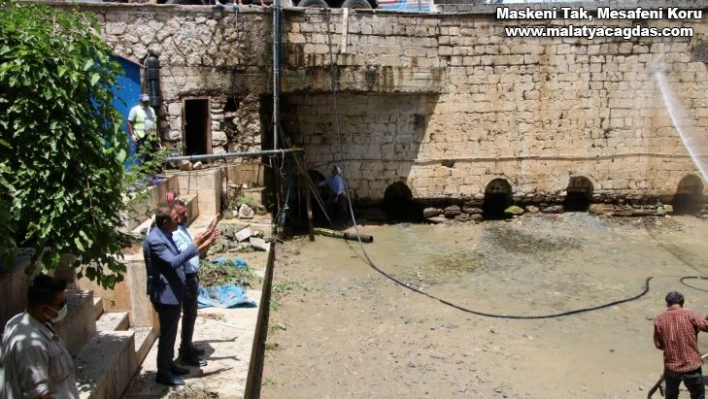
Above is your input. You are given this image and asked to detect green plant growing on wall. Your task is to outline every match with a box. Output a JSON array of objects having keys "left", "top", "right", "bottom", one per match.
[
  {"left": 0, "top": 0, "right": 133, "bottom": 288},
  {"left": 229, "top": 195, "right": 261, "bottom": 211}
]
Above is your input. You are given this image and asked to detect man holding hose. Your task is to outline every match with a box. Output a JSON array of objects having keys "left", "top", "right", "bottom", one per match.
[{"left": 653, "top": 291, "right": 708, "bottom": 399}]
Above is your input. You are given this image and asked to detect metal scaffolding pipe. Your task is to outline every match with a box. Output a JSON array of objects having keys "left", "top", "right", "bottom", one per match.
[
  {"left": 273, "top": 0, "right": 281, "bottom": 151},
  {"left": 162, "top": 148, "right": 302, "bottom": 163}
]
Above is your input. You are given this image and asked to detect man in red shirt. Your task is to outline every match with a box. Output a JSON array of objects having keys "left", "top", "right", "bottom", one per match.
[{"left": 654, "top": 291, "right": 708, "bottom": 399}]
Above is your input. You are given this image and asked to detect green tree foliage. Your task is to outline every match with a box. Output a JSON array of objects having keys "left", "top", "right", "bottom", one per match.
[
  {"left": 0, "top": 0, "right": 131, "bottom": 288},
  {"left": 0, "top": 139, "right": 15, "bottom": 267}
]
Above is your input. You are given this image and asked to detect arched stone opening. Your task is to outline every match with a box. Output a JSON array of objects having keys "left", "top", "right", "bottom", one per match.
[
  {"left": 381, "top": 181, "right": 423, "bottom": 223},
  {"left": 563, "top": 176, "right": 593, "bottom": 212},
  {"left": 483, "top": 178, "right": 513, "bottom": 220},
  {"left": 671, "top": 174, "right": 704, "bottom": 215}
]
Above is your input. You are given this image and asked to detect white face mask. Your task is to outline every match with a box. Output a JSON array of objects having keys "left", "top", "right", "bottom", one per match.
[{"left": 45, "top": 304, "right": 68, "bottom": 323}]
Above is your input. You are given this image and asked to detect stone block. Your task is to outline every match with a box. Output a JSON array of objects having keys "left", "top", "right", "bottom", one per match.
[
  {"left": 96, "top": 311, "right": 129, "bottom": 332},
  {"left": 76, "top": 254, "right": 158, "bottom": 330},
  {"left": 131, "top": 326, "right": 158, "bottom": 366},
  {"left": 54, "top": 290, "right": 96, "bottom": 356},
  {"left": 74, "top": 331, "right": 138, "bottom": 399},
  {"left": 94, "top": 297, "right": 104, "bottom": 320}
]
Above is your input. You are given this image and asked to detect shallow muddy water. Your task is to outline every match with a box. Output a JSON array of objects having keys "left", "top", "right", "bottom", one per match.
[{"left": 263, "top": 214, "right": 708, "bottom": 399}]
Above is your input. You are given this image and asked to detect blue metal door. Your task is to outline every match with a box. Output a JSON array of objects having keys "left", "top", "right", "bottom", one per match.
[{"left": 110, "top": 55, "right": 142, "bottom": 171}]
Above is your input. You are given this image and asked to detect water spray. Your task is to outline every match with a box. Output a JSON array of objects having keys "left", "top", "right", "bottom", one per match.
[{"left": 654, "top": 64, "right": 708, "bottom": 182}]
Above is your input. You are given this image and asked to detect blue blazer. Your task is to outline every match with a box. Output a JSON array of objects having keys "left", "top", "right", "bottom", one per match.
[{"left": 143, "top": 226, "right": 199, "bottom": 305}]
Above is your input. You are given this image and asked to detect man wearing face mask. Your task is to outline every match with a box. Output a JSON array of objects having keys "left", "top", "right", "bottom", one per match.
[{"left": 0, "top": 274, "right": 80, "bottom": 399}]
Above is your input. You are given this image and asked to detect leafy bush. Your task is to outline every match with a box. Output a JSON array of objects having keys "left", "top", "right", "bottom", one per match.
[
  {"left": 230, "top": 196, "right": 260, "bottom": 210},
  {"left": 198, "top": 259, "right": 262, "bottom": 288},
  {"left": 0, "top": 0, "right": 131, "bottom": 288}
]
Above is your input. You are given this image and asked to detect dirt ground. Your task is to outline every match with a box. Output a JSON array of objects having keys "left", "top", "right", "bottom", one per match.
[{"left": 261, "top": 213, "right": 708, "bottom": 399}]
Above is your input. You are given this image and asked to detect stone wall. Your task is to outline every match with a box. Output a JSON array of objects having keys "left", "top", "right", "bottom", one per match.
[
  {"left": 48, "top": 1, "right": 708, "bottom": 203},
  {"left": 277, "top": 6, "right": 708, "bottom": 203},
  {"left": 96, "top": 4, "right": 272, "bottom": 156}
]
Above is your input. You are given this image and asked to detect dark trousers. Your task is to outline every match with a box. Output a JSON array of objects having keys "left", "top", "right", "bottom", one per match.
[
  {"left": 665, "top": 367, "right": 705, "bottom": 399},
  {"left": 325, "top": 195, "right": 349, "bottom": 224},
  {"left": 180, "top": 273, "right": 199, "bottom": 357},
  {"left": 136, "top": 134, "right": 159, "bottom": 170},
  {"left": 153, "top": 302, "right": 181, "bottom": 376}
]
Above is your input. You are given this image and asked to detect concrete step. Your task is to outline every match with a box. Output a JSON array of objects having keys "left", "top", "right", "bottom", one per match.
[
  {"left": 129, "top": 192, "right": 200, "bottom": 237},
  {"left": 121, "top": 175, "right": 180, "bottom": 231},
  {"left": 182, "top": 193, "right": 200, "bottom": 225},
  {"left": 130, "top": 326, "right": 158, "bottom": 366},
  {"left": 94, "top": 296, "right": 104, "bottom": 320},
  {"left": 74, "top": 331, "right": 138, "bottom": 399},
  {"left": 175, "top": 169, "right": 221, "bottom": 216},
  {"left": 96, "top": 311, "right": 129, "bottom": 332},
  {"left": 54, "top": 290, "right": 97, "bottom": 356}
]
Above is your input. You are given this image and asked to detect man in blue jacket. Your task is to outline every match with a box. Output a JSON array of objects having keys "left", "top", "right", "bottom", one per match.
[
  {"left": 318, "top": 165, "right": 349, "bottom": 225},
  {"left": 143, "top": 205, "right": 219, "bottom": 386}
]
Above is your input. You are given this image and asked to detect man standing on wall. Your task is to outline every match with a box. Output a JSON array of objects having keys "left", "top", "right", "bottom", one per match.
[
  {"left": 128, "top": 93, "right": 161, "bottom": 168},
  {"left": 0, "top": 274, "right": 80, "bottom": 399},
  {"left": 143, "top": 205, "right": 219, "bottom": 386},
  {"left": 654, "top": 291, "right": 708, "bottom": 399},
  {"left": 172, "top": 199, "right": 221, "bottom": 368}
]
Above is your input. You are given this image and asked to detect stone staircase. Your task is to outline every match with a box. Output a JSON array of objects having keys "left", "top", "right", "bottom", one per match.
[
  {"left": 72, "top": 295, "right": 138, "bottom": 399},
  {"left": 68, "top": 294, "right": 161, "bottom": 399}
]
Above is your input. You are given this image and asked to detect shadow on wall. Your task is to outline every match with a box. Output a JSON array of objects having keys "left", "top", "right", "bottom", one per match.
[
  {"left": 281, "top": 92, "right": 439, "bottom": 201},
  {"left": 671, "top": 174, "right": 703, "bottom": 215}
]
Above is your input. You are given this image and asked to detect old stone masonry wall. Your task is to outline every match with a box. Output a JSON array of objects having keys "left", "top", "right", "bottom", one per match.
[
  {"left": 278, "top": 4, "right": 708, "bottom": 204},
  {"left": 55, "top": 1, "right": 708, "bottom": 204}
]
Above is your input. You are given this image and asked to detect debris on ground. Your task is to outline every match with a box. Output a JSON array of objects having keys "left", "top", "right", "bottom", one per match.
[
  {"left": 168, "top": 387, "right": 219, "bottom": 399},
  {"left": 198, "top": 257, "right": 262, "bottom": 288}
]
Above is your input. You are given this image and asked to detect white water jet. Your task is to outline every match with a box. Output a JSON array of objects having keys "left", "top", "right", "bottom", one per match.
[{"left": 654, "top": 67, "right": 708, "bottom": 182}]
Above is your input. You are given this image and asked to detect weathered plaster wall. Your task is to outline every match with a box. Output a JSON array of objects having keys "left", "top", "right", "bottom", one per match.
[{"left": 54, "top": 2, "right": 708, "bottom": 202}]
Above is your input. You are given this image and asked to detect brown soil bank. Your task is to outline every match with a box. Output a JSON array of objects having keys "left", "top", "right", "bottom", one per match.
[{"left": 262, "top": 214, "right": 708, "bottom": 399}]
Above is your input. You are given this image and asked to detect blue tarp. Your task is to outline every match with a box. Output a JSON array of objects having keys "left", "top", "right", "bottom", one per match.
[
  {"left": 197, "top": 284, "right": 256, "bottom": 309},
  {"left": 197, "top": 257, "right": 256, "bottom": 309}
]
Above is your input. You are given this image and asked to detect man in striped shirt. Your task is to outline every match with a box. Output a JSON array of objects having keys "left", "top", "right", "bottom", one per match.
[{"left": 654, "top": 291, "right": 708, "bottom": 399}]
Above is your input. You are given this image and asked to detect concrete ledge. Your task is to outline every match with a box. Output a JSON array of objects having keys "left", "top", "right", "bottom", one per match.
[
  {"left": 96, "top": 311, "right": 129, "bottom": 332},
  {"left": 75, "top": 331, "right": 138, "bottom": 399},
  {"left": 54, "top": 290, "right": 96, "bottom": 356},
  {"left": 94, "top": 297, "right": 104, "bottom": 320},
  {"left": 76, "top": 254, "right": 158, "bottom": 329},
  {"left": 131, "top": 326, "right": 158, "bottom": 366},
  {"left": 121, "top": 175, "right": 180, "bottom": 231},
  {"left": 171, "top": 169, "right": 222, "bottom": 217},
  {"left": 129, "top": 192, "right": 200, "bottom": 236},
  {"left": 183, "top": 193, "right": 200, "bottom": 224}
]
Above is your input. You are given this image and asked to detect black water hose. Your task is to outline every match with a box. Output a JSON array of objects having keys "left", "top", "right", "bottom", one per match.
[{"left": 319, "top": 12, "right": 708, "bottom": 320}]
